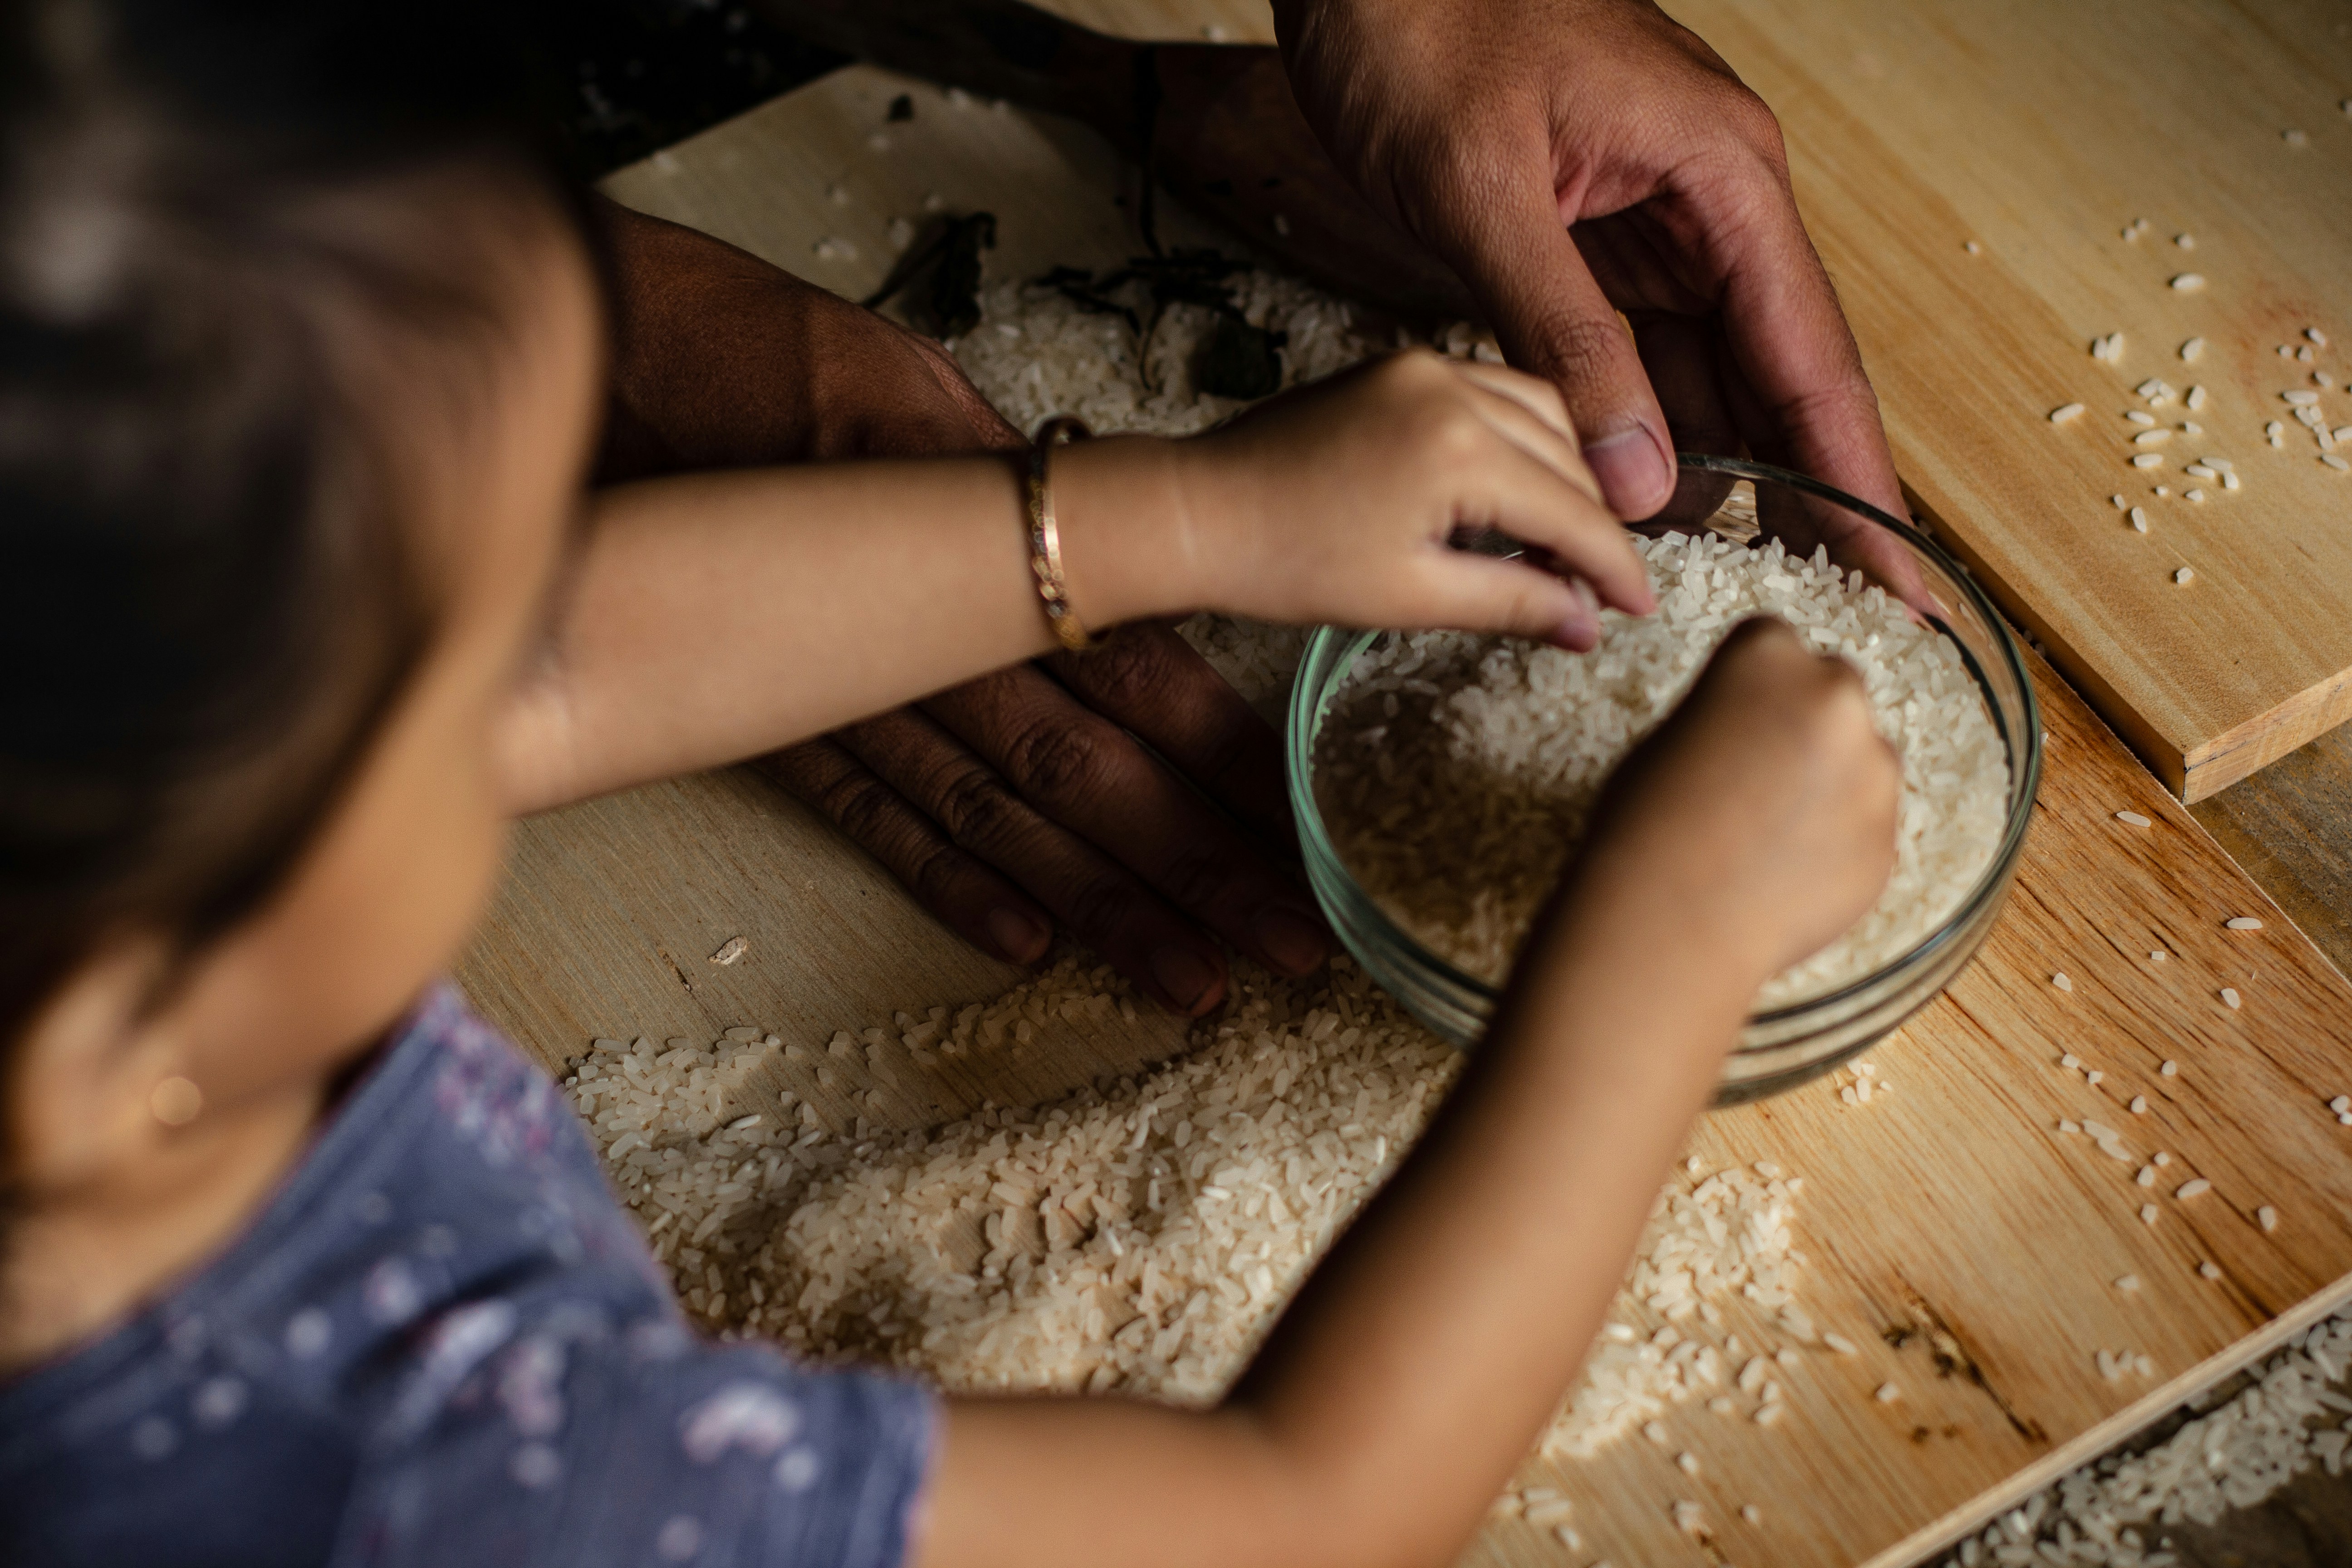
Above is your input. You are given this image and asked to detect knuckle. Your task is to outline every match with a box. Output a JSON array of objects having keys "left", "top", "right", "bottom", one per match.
[
  {"left": 1006, "top": 719, "right": 1115, "bottom": 804},
  {"left": 930, "top": 764, "right": 1029, "bottom": 848},
  {"left": 756, "top": 742, "right": 836, "bottom": 801},
  {"left": 1000, "top": 711, "right": 1121, "bottom": 804},
  {"left": 1421, "top": 401, "right": 1490, "bottom": 462},
  {"left": 825, "top": 770, "right": 916, "bottom": 852},
  {"left": 1714, "top": 86, "right": 1787, "bottom": 161},
  {"left": 1522, "top": 307, "right": 1634, "bottom": 389},
  {"left": 1378, "top": 345, "right": 1448, "bottom": 393},
  {"left": 1068, "top": 628, "right": 1182, "bottom": 712},
  {"left": 908, "top": 843, "right": 987, "bottom": 913},
  {"left": 1777, "top": 369, "right": 1884, "bottom": 436},
  {"left": 1422, "top": 132, "right": 1516, "bottom": 215}
]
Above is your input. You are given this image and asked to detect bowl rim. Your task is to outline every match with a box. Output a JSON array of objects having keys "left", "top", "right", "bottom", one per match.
[{"left": 1284, "top": 452, "right": 2044, "bottom": 1035}]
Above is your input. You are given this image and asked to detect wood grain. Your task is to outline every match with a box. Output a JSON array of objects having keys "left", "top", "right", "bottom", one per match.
[
  {"left": 455, "top": 767, "right": 1205, "bottom": 1130},
  {"left": 1458, "top": 643, "right": 2352, "bottom": 1568},
  {"left": 451, "top": 53, "right": 2352, "bottom": 1563},
  {"left": 2191, "top": 721, "right": 2352, "bottom": 984},
  {"left": 1662, "top": 0, "right": 2352, "bottom": 803}
]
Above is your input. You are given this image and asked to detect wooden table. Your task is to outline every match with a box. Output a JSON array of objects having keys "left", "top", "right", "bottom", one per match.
[{"left": 454, "top": 14, "right": 2352, "bottom": 1558}]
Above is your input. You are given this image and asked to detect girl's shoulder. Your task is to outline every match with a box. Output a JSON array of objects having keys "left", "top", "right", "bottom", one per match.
[{"left": 0, "top": 986, "right": 937, "bottom": 1568}]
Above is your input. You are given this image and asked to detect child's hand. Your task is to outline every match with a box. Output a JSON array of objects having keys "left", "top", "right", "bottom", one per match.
[
  {"left": 1068, "top": 348, "right": 1656, "bottom": 650},
  {"left": 1570, "top": 616, "right": 1902, "bottom": 981}
]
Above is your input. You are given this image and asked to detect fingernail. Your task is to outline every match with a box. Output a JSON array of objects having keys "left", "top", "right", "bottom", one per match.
[
  {"left": 986, "top": 906, "right": 1051, "bottom": 964},
  {"left": 1150, "top": 946, "right": 1223, "bottom": 1014},
  {"left": 1251, "top": 905, "right": 1331, "bottom": 975},
  {"left": 1583, "top": 426, "right": 1671, "bottom": 519},
  {"left": 1552, "top": 577, "right": 1601, "bottom": 650}
]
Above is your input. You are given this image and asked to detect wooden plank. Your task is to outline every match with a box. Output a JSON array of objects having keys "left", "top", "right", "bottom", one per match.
[
  {"left": 1662, "top": 0, "right": 2352, "bottom": 803},
  {"left": 1462, "top": 645, "right": 2352, "bottom": 1568},
  {"left": 453, "top": 55, "right": 2352, "bottom": 1563},
  {"left": 456, "top": 767, "right": 1201, "bottom": 1130},
  {"left": 2191, "top": 720, "right": 2352, "bottom": 984}
]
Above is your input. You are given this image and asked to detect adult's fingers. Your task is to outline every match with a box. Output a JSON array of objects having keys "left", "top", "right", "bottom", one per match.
[
  {"left": 1705, "top": 169, "right": 1906, "bottom": 523},
  {"left": 923, "top": 662, "right": 1334, "bottom": 986},
  {"left": 1042, "top": 624, "right": 1292, "bottom": 853},
  {"left": 753, "top": 736, "right": 1054, "bottom": 965},
  {"left": 1622, "top": 314, "right": 1742, "bottom": 532},
  {"left": 1716, "top": 333, "right": 1931, "bottom": 609},
  {"left": 1634, "top": 314, "right": 1743, "bottom": 461},
  {"left": 1441, "top": 184, "right": 1676, "bottom": 520},
  {"left": 835, "top": 702, "right": 1235, "bottom": 1016}
]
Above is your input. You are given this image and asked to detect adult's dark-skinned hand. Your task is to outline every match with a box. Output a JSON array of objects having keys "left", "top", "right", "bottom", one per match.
[
  {"left": 596, "top": 200, "right": 1327, "bottom": 1017},
  {"left": 1271, "top": 0, "right": 1919, "bottom": 591}
]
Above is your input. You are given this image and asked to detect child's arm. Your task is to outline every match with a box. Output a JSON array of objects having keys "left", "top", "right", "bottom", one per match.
[
  {"left": 912, "top": 618, "right": 1901, "bottom": 1568},
  {"left": 495, "top": 352, "right": 1651, "bottom": 814}
]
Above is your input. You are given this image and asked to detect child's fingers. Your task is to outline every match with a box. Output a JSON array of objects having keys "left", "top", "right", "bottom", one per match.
[
  {"left": 1451, "top": 377, "right": 1600, "bottom": 503},
  {"left": 1450, "top": 360, "right": 1573, "bottom": 434},
  {"left": 1450, "top": 364, "right": 1601, "bottom": 493},
  {"left": 1445, "top": 434, "right": 1656, "bottom": 617},
  {"left": 1407, "top": 550, "right": 1606, "bottom": 649}
]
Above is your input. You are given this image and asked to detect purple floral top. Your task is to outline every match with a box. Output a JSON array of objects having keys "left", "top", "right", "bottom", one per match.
[{"left": 0, "top": 985, "right": 935, "bottom": 1568}]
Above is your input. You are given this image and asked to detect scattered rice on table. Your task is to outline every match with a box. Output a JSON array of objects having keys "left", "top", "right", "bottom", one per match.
[{"left": 564, "top": 955, "right": 1806, "bottom": 1462}]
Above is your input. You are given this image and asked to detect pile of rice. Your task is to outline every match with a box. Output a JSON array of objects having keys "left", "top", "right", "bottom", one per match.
[
  {"left": 946, "top": 268, "right": 1401, "bottom": 439},
  {"left": 1312, "top": 529, "right": 2012, "bottom": 1008},
  {"left": 564, "top": 997, "right": 2352, "bottom": 1549},
  {"left": 566, "top": 954, "right": 1809, "bottom": 1460}
]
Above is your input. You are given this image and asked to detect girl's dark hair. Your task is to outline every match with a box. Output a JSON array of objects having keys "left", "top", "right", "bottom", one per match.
[{"left": 0, "top": 0, "right": 585, "bottom": 1046}]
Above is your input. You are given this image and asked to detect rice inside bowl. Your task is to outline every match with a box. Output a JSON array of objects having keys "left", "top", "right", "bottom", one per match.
[{"left": 1311, "top": 528, "right": 2010, "bottom": 1009}]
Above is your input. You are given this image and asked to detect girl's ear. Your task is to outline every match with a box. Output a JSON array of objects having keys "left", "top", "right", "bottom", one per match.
[{"left": 3, "top": 936, "right": 193, "bottom": 1198}]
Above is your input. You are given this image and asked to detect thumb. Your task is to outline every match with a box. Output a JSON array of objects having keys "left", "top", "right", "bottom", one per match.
[{"left": 1447, "top": 196, "right": 1675, "bottom": 521}]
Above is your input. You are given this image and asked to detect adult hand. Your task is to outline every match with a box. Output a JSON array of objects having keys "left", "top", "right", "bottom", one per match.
[
  {"left": 598, "top": 201, "right": 1328, "bottom": 1016},
  {"left": 1269, "top": 0, "right": 1916, "bottom": 590}
]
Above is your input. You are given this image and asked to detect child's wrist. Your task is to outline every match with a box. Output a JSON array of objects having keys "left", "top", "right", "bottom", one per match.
[
  {"left": 1049, "top": 436, "right": 1223, "bottom": 633},
  {"left": 1537, "top": 850, "right": 1784, "bottom": 1024}
]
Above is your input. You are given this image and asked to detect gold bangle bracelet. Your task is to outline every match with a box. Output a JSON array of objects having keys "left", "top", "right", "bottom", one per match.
[{"left": 1026, "top": 415, "right": 1099, "bottom": 653}]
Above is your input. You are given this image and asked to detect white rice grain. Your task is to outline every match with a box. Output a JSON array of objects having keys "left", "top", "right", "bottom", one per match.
[{"left": 1311, "top": 531, "right": 2006, "bottom": 1009}]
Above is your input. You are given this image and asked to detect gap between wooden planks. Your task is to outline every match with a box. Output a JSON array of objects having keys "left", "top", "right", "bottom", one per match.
[{"left": 494, "top": 59, "right": 2352, "bottom": 1566}]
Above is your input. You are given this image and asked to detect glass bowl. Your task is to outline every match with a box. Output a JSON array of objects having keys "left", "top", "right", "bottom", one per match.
[{"left": 1285, "top": 454, "right": 2042, "bottom": 1103}]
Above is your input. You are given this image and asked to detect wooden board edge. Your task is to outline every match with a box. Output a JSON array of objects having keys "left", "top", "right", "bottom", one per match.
[
  {"left": 2182, "top": 666, "right": 2352, "bottom": 804},
  {"left": 1858, "top": 1269, "right": 2352, "bottom": 1568},
  {"left": 1899, "top": 481, "right": 2195, "bottom": 797}
]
